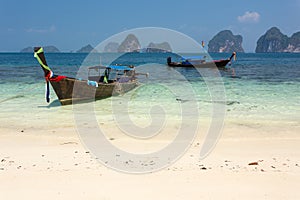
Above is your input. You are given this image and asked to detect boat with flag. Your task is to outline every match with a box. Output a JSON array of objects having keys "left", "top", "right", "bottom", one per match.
[
  {"left": 34, "top": 47, "right": 147, "bottom": 105},
  {"left": 167, "top": 52, "right": 236, "bottom": 69}
]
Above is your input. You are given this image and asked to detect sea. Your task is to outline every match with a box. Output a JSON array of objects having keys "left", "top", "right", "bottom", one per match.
[{"left": 0, "top": 52, "right": 299, "bottom": 132}]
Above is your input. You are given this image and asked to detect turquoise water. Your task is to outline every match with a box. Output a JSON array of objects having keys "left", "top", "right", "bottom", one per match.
[{"left": 0, "top": 52, "right": 299, "bottom": 129}]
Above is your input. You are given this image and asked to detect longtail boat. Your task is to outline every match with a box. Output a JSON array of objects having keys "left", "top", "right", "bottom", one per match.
[
  {"left": 34, "top": 47, "right": 146, "bottom": 105},
  {"left": 167, "top": 52, "right": 236, "bottom": 69}
]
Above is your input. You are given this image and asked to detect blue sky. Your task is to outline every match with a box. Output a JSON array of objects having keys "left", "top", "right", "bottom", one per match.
[{"left": 0, "top": 0, "right": 299, "bottom": 52}]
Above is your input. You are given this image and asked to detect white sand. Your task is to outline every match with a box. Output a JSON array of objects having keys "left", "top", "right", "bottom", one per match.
[{"left": 1, "top": 118, "right": 300, "bottom": 200}]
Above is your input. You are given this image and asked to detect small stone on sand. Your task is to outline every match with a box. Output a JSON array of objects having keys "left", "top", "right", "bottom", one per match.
[{"left": 248, "top": 162, "right": 259, "bottom": 166}]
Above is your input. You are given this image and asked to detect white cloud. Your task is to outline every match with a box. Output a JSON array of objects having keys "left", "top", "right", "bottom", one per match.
[
  {"left": 26, "top": 25, "right": 56, "bottom": 33},
  {"left": 238, "top": 11, "right": 260, "bottom": 23}
]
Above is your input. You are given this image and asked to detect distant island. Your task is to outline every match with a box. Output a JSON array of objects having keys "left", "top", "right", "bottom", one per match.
[
  {"left": 76, "top": 44, "right": 98, "bottom": 53},
  {"left": 255, "top": 27, "right": 300, "bottom": 53},
  {"left": 20, "top": 27, "right": 300, "bottom": 53},
  {"left": 103, "top": 34, "right": 172, "bottom": 53},
  {"left": 144, "top": 42, "right": 172, "bottom": 53},
  {"left": 117, "top": 34, "right": 141, "bottom": 52},
  {"left": 21, "top": 45, "right": 60, "bottom": 53},
  {"left": 103, "top": 42, "right": 119, "bottom": 53},
  {"left": 208, "top": 30, "right": 244, "bottom": 53}
]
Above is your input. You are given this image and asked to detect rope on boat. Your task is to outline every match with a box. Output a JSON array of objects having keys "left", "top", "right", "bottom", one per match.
[{"left": 34, "top": 48, "right": 51, "bottom": 71}]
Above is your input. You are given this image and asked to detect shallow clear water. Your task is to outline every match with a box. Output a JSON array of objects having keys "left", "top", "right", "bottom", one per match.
[{"left": 0, "top": 52, "right": 299, "bottom": 129}]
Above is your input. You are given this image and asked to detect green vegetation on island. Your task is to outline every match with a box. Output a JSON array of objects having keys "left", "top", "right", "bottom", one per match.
[
  {"left": 208, "top": 30, "right": 244, "bottom": 53},
  {"left": 117, "top": 34, "right": 141, "bottom": 52},
  {"left": 256, "top": 27, "right": 300, "bottom": 53}
]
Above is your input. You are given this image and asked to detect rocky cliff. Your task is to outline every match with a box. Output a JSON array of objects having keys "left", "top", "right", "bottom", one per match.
[
  {"left": 255, "top": 27, "right": 289, "bottom": 53},
  {"left": 287, "top": 32, "right": 300, "bottom": 52},
  {"left": 117, "top": 34, "right": 141, "bottom": 52},
  {"left": 255, "top": 27, "right": 300, "bottom": 53},
  {"left": 208, "top": 30, "right": 244, "bottom": 53}
]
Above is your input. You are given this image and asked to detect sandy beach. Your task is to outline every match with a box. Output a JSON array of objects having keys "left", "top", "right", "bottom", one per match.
[{"left": 1, "top": 115, "right": 300, "bottom": 200}]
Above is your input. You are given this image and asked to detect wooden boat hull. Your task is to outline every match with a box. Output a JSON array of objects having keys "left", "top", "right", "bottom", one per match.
[
  {"left": 167, "top": 52, "right": 236, "bottom": 69},
  {"left": 34, "top": 47, "right": 142, "bottom": 106},
  {"left": 50, "top": 77, "right": 139, "bottom": 105},
  {"left": 167, "top": 59, "right": 230, "bottom": 69}
]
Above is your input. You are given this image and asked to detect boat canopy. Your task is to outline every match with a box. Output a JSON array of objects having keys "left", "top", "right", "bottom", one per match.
[
  {"left": 88, "top": 65, "right": 134, "bottom": 71},
  {"left": 107, "top": 65, "right": 134, "bottom": 71}
]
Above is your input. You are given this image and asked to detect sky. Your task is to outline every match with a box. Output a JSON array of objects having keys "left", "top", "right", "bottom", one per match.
[{"left": 0, "top": 0, "right": 299, "bottom": 52}]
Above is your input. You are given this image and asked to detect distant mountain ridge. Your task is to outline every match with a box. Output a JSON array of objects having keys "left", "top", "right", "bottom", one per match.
[
  {"left": 145, "top": 42, "right": 172, "bottom": 53},
  {"left": 208, "top": 30, "right": 244, "bottom": 53},
  {"left": 103, "top": 34, "right": 172, "bottom": 53},
  {"left": 21, "top": 45, "right": 60, "bottom": 53},
  {"left": 256, "top": 27, "right": 300, "bottom": 53},
  {"left": 19, "top": 27, "right": 299, "bottom": 53},
  {"left": 117, "top": 34, "right": 141, "bottom": 52},
  {"left": 76, "top": 44, "right": 97, "bottom": 53},
  {"left": 103, "top": 42, "right": 119, "bottom": 52}
]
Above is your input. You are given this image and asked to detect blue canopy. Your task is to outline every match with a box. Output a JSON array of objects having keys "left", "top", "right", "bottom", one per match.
[{"left": 107, "top": 65, "right": 134, "bottom": 71}]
